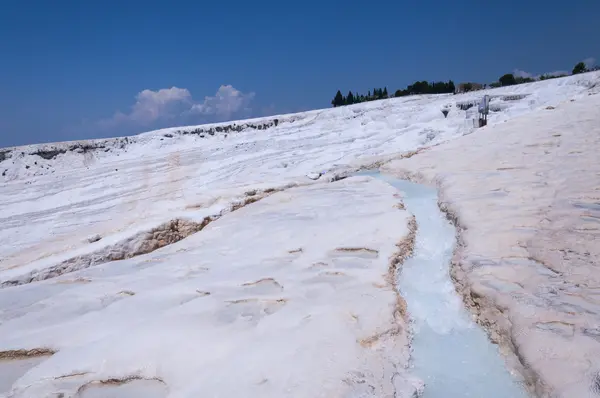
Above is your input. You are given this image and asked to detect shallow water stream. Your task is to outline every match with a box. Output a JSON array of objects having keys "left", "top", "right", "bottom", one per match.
[{"left": 361, "top": 172, "right": 528, "bottom": 397}]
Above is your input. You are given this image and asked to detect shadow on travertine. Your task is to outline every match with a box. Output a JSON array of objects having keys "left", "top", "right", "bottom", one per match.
[
  {"left": 1, "top": 187, "right": 289, "bottom": 289},
  {"left": 0, "top": 355, "right": 52, "bottom": 395},
  {"left": 78, "top": 378, "right": 167, "bottom": 398}
]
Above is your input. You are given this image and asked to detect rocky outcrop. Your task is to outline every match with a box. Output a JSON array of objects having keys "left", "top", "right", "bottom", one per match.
[
  {"left": 0, "top": 150, "right": 10, "bottom": 163},
  {"left": 175, "top": 119, "right": 280, "bottom": 137},
  {"left": 32, "top": 149, "right": 67, "bottom": 160},
  {"left": 31, "top": 141, "right": 122, "bottom": 160}
]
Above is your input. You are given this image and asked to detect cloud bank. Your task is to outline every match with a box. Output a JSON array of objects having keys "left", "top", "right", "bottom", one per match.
[
  {"left": 513, "top": 68, "right": 570, "bottom": 79},
  {"left": 513, "top": 69, "right": 533, "bottom": 79},
  {"left": 190, "top": 85, "right": 255, "bottom": 118},
  {"left": 100, "top": 85, "right": 255, "bottom": 130}
]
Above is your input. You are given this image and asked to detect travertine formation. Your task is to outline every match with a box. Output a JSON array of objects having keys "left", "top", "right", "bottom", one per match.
[
  {"left": 0, "top": 178, "right": 418, "bottom": 398},
  {"left": 384, "top": 92, "right": 600, "bottom": 397},
  {"left": 2, "top": 72, "right": 600, "bottom": 397}
]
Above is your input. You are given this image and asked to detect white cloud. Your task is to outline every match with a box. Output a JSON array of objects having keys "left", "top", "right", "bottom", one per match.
[
  {"left": 112, "top": 87, "right": 192, "bottom": 126},
  {"left": 510, "top": 68, "right": 570, "bottom": 81},
  {"left": 513, "top": 69, "right": 533, "bottom": 78},
  {"left": 583, "top": 57, "right": 596, "bottom": 68},
  {"left": 100, "top": 85, "right": 255, "bottom": 129},
  {"left": 190, "top": 85, "right": 255, "bottom": 118}
]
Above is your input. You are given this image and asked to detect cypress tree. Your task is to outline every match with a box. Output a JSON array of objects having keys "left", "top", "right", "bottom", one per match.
[
  {"left": 332, "top": 90, "right": 344, "bottom": 107},
  {"left": 347, "top": 91, "right": 355, "bottom": 105}
]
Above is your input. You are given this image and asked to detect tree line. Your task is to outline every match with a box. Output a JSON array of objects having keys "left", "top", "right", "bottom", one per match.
[
  {"left": 394, "top": 80, "right": 455, "bottom": 97},
  {"left": 490, "top": 61, "right": 594, "bottom": 88},
  {"left": 331, "top": 60, "right": 597, "bottom": 107},
  {"left": 331, "top": 80, "right": 455, "bottom": 107},
  {"left": 331, "top": 88, "right": 389, "bottom": 107}
]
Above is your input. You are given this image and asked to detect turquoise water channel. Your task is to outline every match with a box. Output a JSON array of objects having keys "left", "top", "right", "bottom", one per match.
[{"left": 359, "top": 172, "right": 528, "bottom": 398}]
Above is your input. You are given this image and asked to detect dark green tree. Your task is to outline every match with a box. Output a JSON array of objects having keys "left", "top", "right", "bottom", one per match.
[
  {"left": 332, "top": 90, "right": 344, "bottom": 107},
  {"left": 383, "top": 87, "right": 388, "bottom": 98},
  {"left": 540, "top": 73, "right": 567, "bottom": 81},
  {"left": 448, "top": 80, "right": 456, "bottom": 93},
  {"left": 515, "top": 76, "right": 535, "bottom": 84},
  {"left": 432, "top": 81, "right": 448, "bottom": 94},
  {"left": 572, "top": 62, "right": 587, "bottom": 75},
  {"left": 346, "top": 91, "right": 355, "bottom": 105},
  {"left": 499, "top": 73, "right": 517, "bottom": 86}
]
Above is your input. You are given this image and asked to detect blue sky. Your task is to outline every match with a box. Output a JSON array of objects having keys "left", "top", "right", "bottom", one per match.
[{"left": 1, "top": 0, "right": 598, "bottom": 148}]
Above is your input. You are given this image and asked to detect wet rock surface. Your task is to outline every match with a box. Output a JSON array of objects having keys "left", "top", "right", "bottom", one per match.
[{"left": 366, "top": 173, "right": 528, "bottom": 397}]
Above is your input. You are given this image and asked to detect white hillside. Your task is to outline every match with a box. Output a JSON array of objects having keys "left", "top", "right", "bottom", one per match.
[
  {"left": 1, "top": 71, "right": 599, "bottom": 398},
  {"left": 1, "top": 72, "right": 598, "bottom": 182}
]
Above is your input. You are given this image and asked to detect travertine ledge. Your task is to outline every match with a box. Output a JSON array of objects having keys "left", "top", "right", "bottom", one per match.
[{"left": 384, "top": 93, "right": 600, "bottom": 398}]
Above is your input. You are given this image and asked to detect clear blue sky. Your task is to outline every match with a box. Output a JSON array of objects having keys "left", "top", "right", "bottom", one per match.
[{"left": 1, "top": 0, "right": 598, "bottom": 147}]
